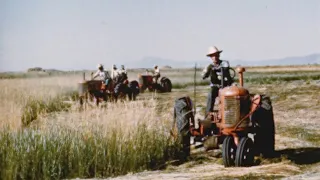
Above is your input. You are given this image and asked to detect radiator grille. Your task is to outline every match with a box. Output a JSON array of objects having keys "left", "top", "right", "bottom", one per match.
[{"left": 224, "top": 97, "right": 240, "bottom": 127}]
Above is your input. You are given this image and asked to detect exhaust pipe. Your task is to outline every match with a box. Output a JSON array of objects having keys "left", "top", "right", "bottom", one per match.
[{"left": 236, "top": 66, "right": 246, "bottom": 87}]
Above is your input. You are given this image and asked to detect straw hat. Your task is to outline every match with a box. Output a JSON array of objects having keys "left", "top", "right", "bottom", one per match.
[{"left": 206, "top": 46, "right": 223, "bottom": 57}]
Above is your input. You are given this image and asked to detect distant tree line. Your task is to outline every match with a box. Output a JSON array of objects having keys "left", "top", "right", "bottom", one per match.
[{"left": 27, "top": 67, "right": 45, "bottom": 72}]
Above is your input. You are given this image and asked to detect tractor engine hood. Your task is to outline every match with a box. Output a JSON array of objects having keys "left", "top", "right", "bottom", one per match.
[{"left": 219, "top": 85, "right": 249, "bottom": 97}]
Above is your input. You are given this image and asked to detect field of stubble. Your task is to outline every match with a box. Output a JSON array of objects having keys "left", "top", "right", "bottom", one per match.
[{"left": 0, "top": 65, "right": 319, "bottom": 180}]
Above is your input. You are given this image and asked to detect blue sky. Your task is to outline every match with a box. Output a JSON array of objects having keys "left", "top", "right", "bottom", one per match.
[{"left": 0, "top": 0, "right": 319, "bottom": 71}]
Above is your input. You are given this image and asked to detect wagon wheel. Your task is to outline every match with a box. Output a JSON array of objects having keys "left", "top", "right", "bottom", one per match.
[
  {"left": 129, "top": 80, "right": 139, "bottom": 101},
  {"left": 79, "top": 96, "right": 84, "bottom": 106},
  {"left": 78, "top": 96, "right": 85, "bottom": 110},
  {"left": 235, "top": 137, "right": 254, "bottom": 167},
  {"left": 222, "top": 136, "right": 236, "bottom": 167}
]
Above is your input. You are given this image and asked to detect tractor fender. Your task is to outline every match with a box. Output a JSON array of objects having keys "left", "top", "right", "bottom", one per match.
[
  {"left": 250, "top": 94, "right": 261, "bottom": 114},
  {"left": 160, "top": 77, "right": 169, "bottom": 82}
]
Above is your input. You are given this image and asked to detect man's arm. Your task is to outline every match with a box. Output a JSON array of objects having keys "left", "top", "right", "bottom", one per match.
[
  {"left": 202, "top": 64, "right": 212, "bottom": 79},
  {"left": 92, "top": 70, "right": 99, "bottom": 79}
]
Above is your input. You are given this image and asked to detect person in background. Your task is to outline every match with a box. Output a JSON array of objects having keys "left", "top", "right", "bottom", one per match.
[
  {"left": 111, "top": 64, "right": 119, "bottom": 81},
  {"left": 116, "top": 65, "right": 128, "bottom": 84},
  {"left": 152, "top": 65, "right": 161, "bottom": 84},
  {"left": 118, "top": 65, "right": 127, "bottom": 75}
]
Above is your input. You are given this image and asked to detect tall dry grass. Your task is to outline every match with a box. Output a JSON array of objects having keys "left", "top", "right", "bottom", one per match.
[
  {"left": 0, "top": 75, "right": 79, "bottom": 129},
  {"left": 0, "top": 100, "right": 179, "bottom": 179},
  {"left": 0, "top": 75, "right": 180, "bottom": 179}
]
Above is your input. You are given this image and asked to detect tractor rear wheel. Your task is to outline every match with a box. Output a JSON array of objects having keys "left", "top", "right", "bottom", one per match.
[
  {"left": 174, "top": 97, "right": 193, "bottom": 160},
  {"left": 161, "top": 78, "right": 172, "bottom": 92},
  {"left": 235, "top": 137, "right": 254, "bottom": 167},
  {"left": 222, "top": 136, "right": 236, "bottom": 167},
  {"left": 252, "top": 95, "right": 275, "bottom": 158}
]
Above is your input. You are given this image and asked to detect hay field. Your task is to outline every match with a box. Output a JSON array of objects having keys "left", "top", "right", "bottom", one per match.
[{"left": 0, "top": 65, "right": 319, "bottom": 179}]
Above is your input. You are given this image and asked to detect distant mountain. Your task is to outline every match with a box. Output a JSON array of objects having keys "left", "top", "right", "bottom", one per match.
[
  {"left": 125, "top": 57, "right": 195, "bottom": 69},
  {"left": 230, "top": 53, "right": 320, "bottom": 66},
  {"left": 126, "top": 53, "right": 320, "bottom": 68}
]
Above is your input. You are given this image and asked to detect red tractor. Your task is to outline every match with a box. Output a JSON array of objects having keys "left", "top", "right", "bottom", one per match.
[
  {"left": 172, "top": 66, "right": 275, "bottom": 167},
  {"left": 78, "top": 73, "right": 139, "bottom": 107},
  {"left": 138, "top": 74, "right": 172, "bottom": 93}
]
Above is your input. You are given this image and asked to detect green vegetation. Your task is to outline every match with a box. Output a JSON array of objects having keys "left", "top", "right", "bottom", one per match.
[
  {"left": 243, "top": 74, "right": 320, "bottom": 84},
  {"left": 0, "top": 125, "right": 180, "bottom": 179},
  {"left": 277, "top": 125, "right": 320, "bottom": 146},
  {"left": 21, "top": 94, "right": 74, "bottom": 127}
]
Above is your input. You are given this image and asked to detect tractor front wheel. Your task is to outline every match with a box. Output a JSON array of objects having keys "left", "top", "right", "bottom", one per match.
[
  {"left": 235, "top": 137, "right": 254, "bottom": 167},
  {"left": 222, "top": 136, "right": 236, "bottom": 167}
]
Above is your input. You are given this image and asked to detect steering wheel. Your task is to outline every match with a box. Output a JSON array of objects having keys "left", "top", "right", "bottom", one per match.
[
  {"left": 220, "top": 61, "right": 236, "bottom": 80},
  {"left": 229, "top": 67, "right": 236, "bottom": 79}
]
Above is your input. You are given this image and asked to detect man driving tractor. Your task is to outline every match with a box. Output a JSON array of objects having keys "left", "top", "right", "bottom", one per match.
[
  {"left": 91, "top": 64, "right": 111, "bottom": 101},
  {"left": 202, "top": 46, "right": 234, "bottom": 115},
  {"left": 152, "top": 65, "right": 161, "bottom": 84},
  {"left": 92, "top": 64, "right": 111, "bottom": 83}
]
